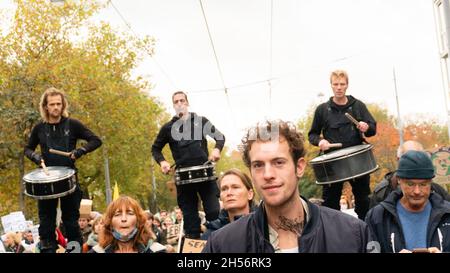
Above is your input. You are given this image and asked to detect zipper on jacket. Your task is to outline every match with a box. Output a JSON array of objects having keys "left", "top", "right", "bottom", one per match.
[
  {"left": 390, "top": 233, "right": 396, "bottom": 253},
  {"left": 438, "top": 228, "right": 443, "bottom": 252}
]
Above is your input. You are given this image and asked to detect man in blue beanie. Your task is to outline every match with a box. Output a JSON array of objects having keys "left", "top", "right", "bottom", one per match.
[
  {"left": 365, "top": 150, "right": 450, "bottom": 253},
  {"left": 369, "top": 140, "right": 450, "bottom": 209}
]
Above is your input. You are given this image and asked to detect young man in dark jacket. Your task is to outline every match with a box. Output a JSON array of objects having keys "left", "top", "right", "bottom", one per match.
[
  {"left": 366, "top": 150, "right": 450, "bottom": 253},
  {"left": 308, "top": 70, "right": 377, "bottom": 220},
  {"left": 24, "top": 87, "right": 102, "bottom": 253},
  {"left": 152, "top": 91, "right": 225, "bottom": 239},
  {"left": 203, "top": 120, "right": 371, "bottom": 253},
  {"left": 369, "top": 140, "right": 450, "bottom": 209}
]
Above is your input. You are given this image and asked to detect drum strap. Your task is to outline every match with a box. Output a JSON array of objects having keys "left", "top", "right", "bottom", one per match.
[
  {"left": 325, "top": 101, "right": 369, "bottom": 145},
  {"left": 44, "top": 119, "right": 72, "bottom": 166}
]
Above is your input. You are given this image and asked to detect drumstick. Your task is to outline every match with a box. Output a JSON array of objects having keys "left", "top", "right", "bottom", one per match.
[
  {"left": 49, "top": 148, "right": 72, "bottom": 157},
  {"left": 40, "top": 160, "right": 50, "bottom": 176},
  {"left": 345, "top": 112, "right": 366, "bottom": 138},
  {"left": 344, "top": 113, "right": 360, "bottom": 126},
  {"left": 328, "top": 143, "right": 343, "bottom": 148}
]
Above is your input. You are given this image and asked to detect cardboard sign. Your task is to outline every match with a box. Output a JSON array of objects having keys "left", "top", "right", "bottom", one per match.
[
  {"left": 0, "top": 236, "right": 6, "bottom": 253},
  {"left": 167, "top": 223, "right": 181, "bottom": 239},
  {"left": 430, "top": 147, "right": 450, "bottom": 185},
  {"left": 79, "top": 199, "right": 93, "bottom": 219},
  {"left": 182, "top": 238, "right": 207, "bottom": 253},
  {"left": 1, "top": 211, "right": 27, "bottom": 233}
]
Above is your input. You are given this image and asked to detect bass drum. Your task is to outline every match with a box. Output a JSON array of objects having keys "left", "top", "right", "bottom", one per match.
[
  {"left": 23, "top": 166, "right": 77, "bottom": 200},
  {"left": 309, "top": 144, "right": 379, "bottom": 185}
]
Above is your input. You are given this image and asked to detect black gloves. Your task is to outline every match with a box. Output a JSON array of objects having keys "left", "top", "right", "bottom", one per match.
[
  {"left": 31, "top": 152, "right": 42, "bottom": 165},
  {"left": 71, "top": 148, "right": 86, "bottom": 159}
]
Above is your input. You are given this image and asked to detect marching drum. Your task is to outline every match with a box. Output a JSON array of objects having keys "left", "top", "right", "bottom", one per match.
[
  {"left": 23, "top": 166, "right": 77, "bottom": 200},
  {"left": 175, "top": 163, "right": 216, "bottom": 186},
  {"left": 309, "top": 144, "right": 379, "bottom": 185}
]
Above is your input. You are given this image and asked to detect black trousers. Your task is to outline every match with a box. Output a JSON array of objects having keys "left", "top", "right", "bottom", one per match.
[
  {"left": 176, "top": 180, "right": 220, "bottom": 238},
  {"left": 37, "top": 185, "right": 83, "bottom": 252},
  {"left": 322, "top": 174, "right": 371, "bottom": 220}
]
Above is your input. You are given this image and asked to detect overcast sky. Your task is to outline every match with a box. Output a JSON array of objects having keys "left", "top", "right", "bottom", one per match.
[{"left": 2, "top": 0, "right": 448, "bottom": 149}]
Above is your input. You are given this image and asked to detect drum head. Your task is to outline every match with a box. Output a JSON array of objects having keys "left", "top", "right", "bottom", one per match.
[
  {"left": 310, "top": 144, "right": 372, "bottom": 163},
  {"left": 23, "top": 166, "right": 75, "bottom": 183}
]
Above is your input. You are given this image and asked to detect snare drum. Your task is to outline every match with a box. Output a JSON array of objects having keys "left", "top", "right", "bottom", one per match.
[
  {"left": 175, "top": 163, "right": 216, "bottom": 186},
  {"left": 309, "top": 144, "right": 379, "bottom": 185},
  {"left": 23, "top": 166, "right": 77, "bottom": 200}
]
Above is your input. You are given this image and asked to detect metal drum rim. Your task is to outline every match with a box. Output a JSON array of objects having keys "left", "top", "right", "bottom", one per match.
[
  {"left": 24, "top": 185, "right": 77, "bottom": 200},
  {"left": 176, "top": 164, "right": 215, "bottom": 173},
  {"left": 175, "top": 176, "right": 217, "bottom": 186},
  {"left": 315, "top": 165, "right": 379, "bottom": 185},
  {"left": 309, "top": 144, "right": 374, "bottom": 164},
  {"left": 23, "top": 167, "right": 75, "bottom": 183}
]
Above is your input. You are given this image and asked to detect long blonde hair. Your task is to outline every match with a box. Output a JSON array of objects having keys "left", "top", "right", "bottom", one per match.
[{"left": 39, "top": 87, "right": 69, "bottom": 122}]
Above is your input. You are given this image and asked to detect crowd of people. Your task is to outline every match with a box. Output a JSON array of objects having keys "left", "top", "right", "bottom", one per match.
[{"left": 1, "top": 69, "right": 449, "bottom": 253}]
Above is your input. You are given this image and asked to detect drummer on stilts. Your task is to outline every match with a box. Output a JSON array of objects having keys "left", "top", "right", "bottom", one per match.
[
  {"left": 152, "top": 91, "right": 225, "bottom": 241},
  {"left": 24, "top": 87, "right": 102, "bottom": 253},
  {"left": 308, "top": 70, "right": 377, "bottom": 220}
]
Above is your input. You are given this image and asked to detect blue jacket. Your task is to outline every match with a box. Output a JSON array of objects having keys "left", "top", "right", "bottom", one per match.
[
  {"left": 365, "top": 191, "right": 450, "bottom": 253},
  {"left": 203, "top": 196, "right": 371, "bottom": 253}
]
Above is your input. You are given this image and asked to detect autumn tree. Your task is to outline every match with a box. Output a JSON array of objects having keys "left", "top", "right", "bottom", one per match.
[{"left": 0, "top": 0, "right": 164, "bottom": 218}]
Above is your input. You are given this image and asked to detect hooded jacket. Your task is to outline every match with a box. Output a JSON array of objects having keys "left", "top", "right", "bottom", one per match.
[
  {"left": 365, "top": 191, "right": 450, "bottom": 253},
  {"left": 308, "top": 95, "right": 376, "bottom": 149},
  {"left": 152, "top": 112, "right": 225, "bottom": 168},
  {"left": 369, "top": 171, "right": 450, "bottom": 209}
]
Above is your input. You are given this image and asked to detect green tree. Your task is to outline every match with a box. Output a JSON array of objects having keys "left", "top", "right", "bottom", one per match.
[{"left": 0, "top": 0, "right": 163, "bottom": 217}]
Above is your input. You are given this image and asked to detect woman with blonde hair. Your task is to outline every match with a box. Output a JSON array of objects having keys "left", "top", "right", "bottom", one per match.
[
  {"left": 3, "top": 232, "right": 25, "bottom": 253},
  {"left": 202, "top": 168, "right": 256, "bottom": 240},
  {"left": 89, "top": 196, "right": 152, "bottom": 253}
]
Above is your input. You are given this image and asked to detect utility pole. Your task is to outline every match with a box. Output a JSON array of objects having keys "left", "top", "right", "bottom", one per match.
[
  {"left": 432, "top": 0, "right": 450, "bottom": 140},
  {"left": 393, "top": 67, "right": 404, "bottom": 146},
  {"left": 104, "top": 148, "right": 112, "bottom": 205},
  {"left": 151, "top": 158, "right": 157, "bottom": 211}
]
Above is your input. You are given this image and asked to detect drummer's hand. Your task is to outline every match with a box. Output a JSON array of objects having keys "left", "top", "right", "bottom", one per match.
[
  {"left": 209, "top": 148, "right": 221, "bottom": 162},
  {"left": 399, "top": 249, "right": 412, "bottom": 253},
  {"left": 31, "top": 152, "right": 43, "bottom": 165},
  {"left": 160, "top": 161, "right": 171, "bottom": 174},
  {"left": 70, "top": 148, "right": 86, "bottom": 160},
  {"left": 318, "top": 139, "right": 330, "bottom": 151},
  {"left": 357, "top": 121, "right": 369, "bottom": 133}
]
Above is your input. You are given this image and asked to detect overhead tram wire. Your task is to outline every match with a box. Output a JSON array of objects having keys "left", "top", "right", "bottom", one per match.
[
  {"left": 108, "top": 0, "right": 178, "bottom": 90},
  {"left": 198, "top": 0, "right": 237, "bottom": 127},
  {"left": 190, "top": 78, "right": 277, "bottom": 94},
  {"left": 268, "top": 0, "right": 274, "bottom": 118}
]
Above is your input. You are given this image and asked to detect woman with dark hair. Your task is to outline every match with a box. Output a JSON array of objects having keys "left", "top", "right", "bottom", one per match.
[
  {"left": 202, "top": 168, "right": 256, "bottom": 240},
  {"left": 89, "top": 196, "right": 152, "bottom": 253}
]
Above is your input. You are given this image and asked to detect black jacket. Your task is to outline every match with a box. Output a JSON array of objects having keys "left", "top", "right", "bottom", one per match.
[
  {"left": 369, "top": 171, "right": 450, "bottom": 209},
  {"left": 152, "top": 112, "right": 225, "bottom": 168},
  {"left": 201, "top": 206, "right": 257, "bottom": 240},
  {"left": 308, "top": 95, "right": 376, "bottom": 149},
  {"left": 365, "top": 191, "right": 450, "bottom": 253},
  {"left": 203, "top": 197, "right": 371, "bottom": 253},
  {"left": 24, "top": 117, "right": 102, "bottom": 168}
]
